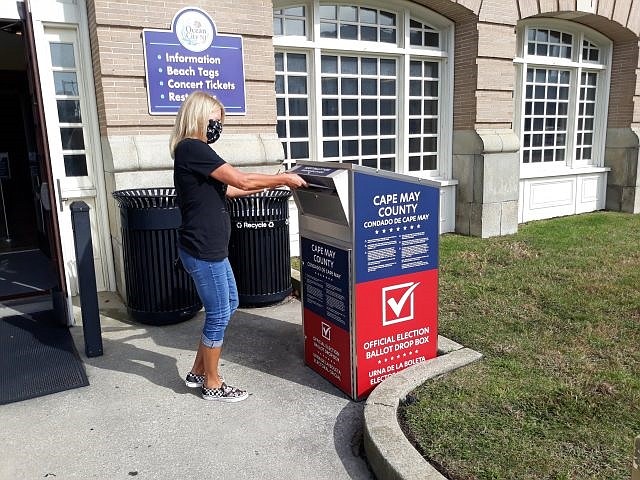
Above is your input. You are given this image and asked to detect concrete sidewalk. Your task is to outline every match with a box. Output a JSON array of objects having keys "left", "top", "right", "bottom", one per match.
[{"left": 0, "top": 293, "right": 375, "bottom": 480}]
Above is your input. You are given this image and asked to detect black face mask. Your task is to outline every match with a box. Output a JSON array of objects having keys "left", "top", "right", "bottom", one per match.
[{"left": 206, "top": 119, "right": 223, "bottom": 144}]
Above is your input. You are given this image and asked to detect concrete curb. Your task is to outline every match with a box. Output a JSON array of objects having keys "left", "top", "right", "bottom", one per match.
[
  {"left": 291, "top": 268, "right": 301, "bottom": 295},
  {"left": 363, "top": 340, "right": 483, "bottom": 480}
]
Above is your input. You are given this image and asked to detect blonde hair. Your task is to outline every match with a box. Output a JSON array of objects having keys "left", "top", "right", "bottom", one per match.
[{"left": 169, "top": 91, "right": 226, "bottom": 158}]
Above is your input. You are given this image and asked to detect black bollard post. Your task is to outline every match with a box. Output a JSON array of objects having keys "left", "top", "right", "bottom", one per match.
[{"left": 70, "top": 201, "right": 103, "bottom": 357}]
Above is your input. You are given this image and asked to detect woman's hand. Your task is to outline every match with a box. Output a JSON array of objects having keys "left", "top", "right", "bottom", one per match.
[
  {"left": 213, "top": 164, "right": 307, "bottom": 192},
  {"left": 279, "top": 173, "right": 307, "bottom": 189}
]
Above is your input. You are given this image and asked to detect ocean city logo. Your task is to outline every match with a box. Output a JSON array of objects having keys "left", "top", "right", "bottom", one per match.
[
  {"left": 381, "top": 281, "right": 420, "bottom": 326},
  {"left": 175, "top": 9, "right": 215, "bottom": 52}
]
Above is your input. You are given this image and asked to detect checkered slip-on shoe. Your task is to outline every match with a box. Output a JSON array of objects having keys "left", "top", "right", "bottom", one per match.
[
  {"left": 201, "top": 383, "right": 249, "bottom": 402},
  {"left": 184, "top": 372, "right": 205, "bottom": 388},
  {"left": 185, "top": 372, "right": 225, "bottom": 388}
]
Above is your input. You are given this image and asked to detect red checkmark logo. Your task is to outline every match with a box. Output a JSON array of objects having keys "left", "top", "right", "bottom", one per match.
[{"left": 382, "top": 282, "right": 420, "bottom": 326}]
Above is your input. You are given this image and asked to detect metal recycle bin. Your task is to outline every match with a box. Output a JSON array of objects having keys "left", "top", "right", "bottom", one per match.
[
  {"left": 112, "top": 188, "right": 202, "bottom": 325},
  {"left": 226, "top": 189, "right": 293, "bottom": 307}
]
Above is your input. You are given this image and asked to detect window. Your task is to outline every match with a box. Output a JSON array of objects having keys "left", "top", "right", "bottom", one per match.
[
  {"left": 518, "top": 23, "right": 610, "bottom": 171},
  {"left": 274, "top": 1, "right": 452, "bottom": 178},
  {"left": 273, "top": 6, "right": 306, "bottom": 37},
  {"left": 522, "top": 68, "right": 570, "bottom": 164},
  {"left": 275, "top": 51, "right": 310, "bottom": 163},
  {"left": 50, "top": 41, "right": 89, "bottom": 177},
  {"left": 320, "top": 54, "right": 398, "bottom": 170},
  {"left": 318, "top": 5, "right": 397, "bottom": 43},
  {"left": 409, "top": 19, "right": 439, "bottom": 48},
  {"left": 408, "top": 59, "right": 439, "bottom": 171}
]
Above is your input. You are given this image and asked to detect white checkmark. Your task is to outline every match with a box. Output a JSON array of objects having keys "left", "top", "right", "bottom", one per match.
[
  {"left": 386, "top": 282, "right": 420, "bottom": 318},
  {"left": 321, "top": 322, "right": 331, "bottom": 339}
]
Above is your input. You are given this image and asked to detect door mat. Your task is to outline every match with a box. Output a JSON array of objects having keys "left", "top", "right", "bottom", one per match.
[{"left": 0, "top": 310, "right": 89, "bottom": 405}]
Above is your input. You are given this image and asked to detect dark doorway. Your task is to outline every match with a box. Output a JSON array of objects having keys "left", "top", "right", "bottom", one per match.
[
  {"left": 0, "top": 24, "right": 56, "bottom": 300},
  {"left": 0, "top": 73, "right": 41, "bottom": 252}
]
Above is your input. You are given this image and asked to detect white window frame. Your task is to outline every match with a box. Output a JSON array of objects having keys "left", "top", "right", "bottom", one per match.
[
  {"left": 40, "top": 18, "right": 115, "bottom": 293},
  {"left": 514, "top": 19, "right": 612, "bottom": 179},
  {"left": 273, "top": 0, "right": 454, "bottom": 181},
  {"left": 44, "top": 26, "right": 97, "bottom": 195}
]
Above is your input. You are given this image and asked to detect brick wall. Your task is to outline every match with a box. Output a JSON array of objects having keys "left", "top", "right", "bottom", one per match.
[
  {"left": 608, "top": 40, "right": 637, "bottom": 128},
  {"left": 475, "top": 21, "right": 517, "bottom": 129},
  {"left": 478, "top": 0, "right": 519, "bottom": 23},
  {"left": 421, "top": 0, "right": 480, "bottom": 20},
  {"left": 453, "top": 20, "right": 479, "bottom": 130},
  {"left": 85, "top": 0, "right": 277, "bottom": 138},
  {"left": 448, "top": 0, "right": 519, "bottom": 130}
]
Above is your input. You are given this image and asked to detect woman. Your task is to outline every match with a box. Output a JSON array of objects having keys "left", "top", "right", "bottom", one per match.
[{"left": 169, "top": 91, "right": 306, "bottom": 402}]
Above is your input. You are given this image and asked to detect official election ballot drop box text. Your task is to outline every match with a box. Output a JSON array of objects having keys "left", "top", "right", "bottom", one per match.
[{"left": 291, "top": 161, "right": 440, "bottom": 400}]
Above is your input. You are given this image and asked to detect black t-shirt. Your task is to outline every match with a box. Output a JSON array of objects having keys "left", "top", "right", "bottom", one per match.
[{"left": 174, "top": 138, "right": 230, "bottom": 261}]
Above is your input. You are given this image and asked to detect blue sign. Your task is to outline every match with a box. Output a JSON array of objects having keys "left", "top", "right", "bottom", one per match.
[
  {"left": 301, "top": 237, "right": 351, "bottom": 331},
  {"left": 353, "top": 172, "right": 439, "bottom": 283},
  {"left": 142, "top": 8, "right": 246, "bottom": 115}
]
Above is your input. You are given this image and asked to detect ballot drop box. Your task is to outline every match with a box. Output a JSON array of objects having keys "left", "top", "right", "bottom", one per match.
[{"left": 290, "top": 161, "right": 440, "bottom": 400}]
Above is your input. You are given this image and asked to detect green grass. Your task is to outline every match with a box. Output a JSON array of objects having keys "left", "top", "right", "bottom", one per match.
[{"left": 399, "top": 212, "right": 640, "bottom": 480}]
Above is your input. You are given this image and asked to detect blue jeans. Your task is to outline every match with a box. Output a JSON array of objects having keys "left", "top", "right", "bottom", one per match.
[{"left": 178, "top": 248, "right": 239, "bottom": 348}]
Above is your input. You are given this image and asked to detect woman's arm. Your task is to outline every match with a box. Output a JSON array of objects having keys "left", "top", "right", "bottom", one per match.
[
  {"left": 225, "top": 185, "right": 263, "bottom": 198},
  {"left": 211, "top": 163, "right": 307, "bottom": 196}
]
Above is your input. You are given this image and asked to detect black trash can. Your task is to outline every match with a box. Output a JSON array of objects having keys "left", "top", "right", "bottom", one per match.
[
  {"left": 112, "top": 188, "right": 202, "bottom": 325},
  {"left": 227, "top": 189, "right": 292, "bottom": 307}
]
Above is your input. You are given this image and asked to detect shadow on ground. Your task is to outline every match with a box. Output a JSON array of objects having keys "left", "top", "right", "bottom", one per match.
[{"left": 80, "top": 304, "right": 343, "bottom": 398}]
